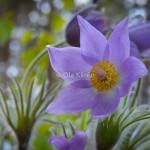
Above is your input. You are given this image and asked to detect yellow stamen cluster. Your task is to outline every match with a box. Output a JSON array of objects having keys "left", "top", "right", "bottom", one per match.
[{"left": 90, "top": 60, "right": 119, "bottom": 92}]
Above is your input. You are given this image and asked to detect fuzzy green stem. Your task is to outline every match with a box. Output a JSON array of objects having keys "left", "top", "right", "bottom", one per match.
[
  {"left": 96, "top": 119, "right": 121, "bottom": 150},
  {"left": 0, "top": 89, "right": 16, "bottom": 131},
  {"left": 25, "top": 79, "right": 35, "bottom": 117},
  {"left": 80, "top": 111, "right": 89, "bottom": 130},
  {"left": 17, "top": 116, "right": 35, "bottom": 150}
]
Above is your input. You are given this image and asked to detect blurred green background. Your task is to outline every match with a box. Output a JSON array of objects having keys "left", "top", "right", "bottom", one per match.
[
  {"left": 0, "top": 0, "right": 150, "bottom": 150},
  {"left": 0, "top": 0, "right": 149, "bottom": 82}
]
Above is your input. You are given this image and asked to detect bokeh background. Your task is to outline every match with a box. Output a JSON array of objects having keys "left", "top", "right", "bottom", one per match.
[
  {"left": 0, "top": 0, "right": 150, "bottom": 81},
  {"left": 0, "top": 0, "right": 150, "bottom": 149}
]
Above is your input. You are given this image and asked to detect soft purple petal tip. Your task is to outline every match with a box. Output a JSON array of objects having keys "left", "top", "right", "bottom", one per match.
[{"left": 48, "top": 136, "right": 69, "bottom": 150}]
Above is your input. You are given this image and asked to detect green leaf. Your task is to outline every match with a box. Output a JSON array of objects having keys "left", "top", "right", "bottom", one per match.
[
  {"left": 121, "top": 105, "right": 150, "bottom": 131},
  {"left": 115, "top": 121, "right": 150, "bottom": 150}
]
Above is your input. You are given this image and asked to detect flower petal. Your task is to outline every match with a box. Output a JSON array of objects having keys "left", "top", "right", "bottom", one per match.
[
  {"left": 118, "top": 56, "right": 148, "bottom": 96},
  {"left": 68, "top": 131, "right": 87, "bottom": 150},
  {"left": 77, "top": 16, "right": 107, "bottom": 66},
  {"left": 48, "top": 136, "right": 69, "bottom": 150},
  {"left": 47, "top": 46, "right": 91, "bottom": 83},
  {"left": 130, "top": 41, "right": 140, "bottom": 58},
  {"left": 46, "top": 85, "right": 96, "bottom": 114},
  {"left": 86, "top": 11, "right": 105, "bottom": 31},
  {"left": 86, "top": 11, "right": 112, "bottom": 35},
  {"left": 129, "top": 22, "right": 150, "bottom": 54},
  {"left": 141, "top": 48, "right": 150, "bottom": 57},
  {"left": 65, "top": 5, "right": 98, "bottom": 46},
  {"left": 71, "top": 80, "right": 92, "bottom": 88},
  {"left": 77, "top": 4, "right": 97, "bottom": 17},
  {"left": 107, "top": 17, "right": 130, "bottom": 67},
  {"left": 91, "top": 88, "right": 120, "bottom": 118}
]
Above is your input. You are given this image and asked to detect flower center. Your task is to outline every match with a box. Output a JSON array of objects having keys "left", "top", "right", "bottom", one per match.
[{"left": 90, "top": 60, "right": 119, "bottom": 92}]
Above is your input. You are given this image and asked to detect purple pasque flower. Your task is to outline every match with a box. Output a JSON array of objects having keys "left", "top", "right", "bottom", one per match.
[
  {"left": 47, "top": 16, "right": 147, "bottom": 118},
  {"left": 66, "top": 5, "right": 112, "bottom": 47},
  {"left": 129, "top": 22, "right": 150, "bottom": 58},
  {"left": 49, "top": 131, "right": 87, "bottom": 150}
]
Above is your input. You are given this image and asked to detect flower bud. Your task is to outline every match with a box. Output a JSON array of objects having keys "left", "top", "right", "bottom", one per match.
[
  {"left": 65, "top": 5, "right": 112, "bottom": 46},
  {"left": 129, "top": 22, "right": 150, "bottom": 58},
  {"left": 96, "top": 119, "right": 120, "bottom": 150}
]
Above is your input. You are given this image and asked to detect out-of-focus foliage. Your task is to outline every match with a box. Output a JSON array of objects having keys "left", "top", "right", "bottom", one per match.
[
  {"left": 20, "top": 30, "right": 33, "bottom": 45},
  {"left": 0, "top": 126, "right": 3, "bottom": 149},
  {"left": 51, "top": 14, "right": 65, "bottom": 32},
  {"left": 96, "top": 104, "right": 150, "bottom": 150},
  {"left": 63, "top": 0, "right": 74, "bottom": 10},
  {"left": 0, "top": 68, "right": 63, "bottom": 149},
  {"left": 117, "top": 121, "right": 150, "bottom": 150},
  {"left": 33, "top": 122, "right": 53, "bottom": 150},
  {"left": 0, "top": 17, "right": 14, "bottom": 44},
  {"left": 0, "top": 0, "right": 150, "bottom": 150},
  {"left": 0, "top": 0, "right": 75, "bottom": 82},
  {"left": 21, "top": 30, "right": 55, "bottom": 82}
]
